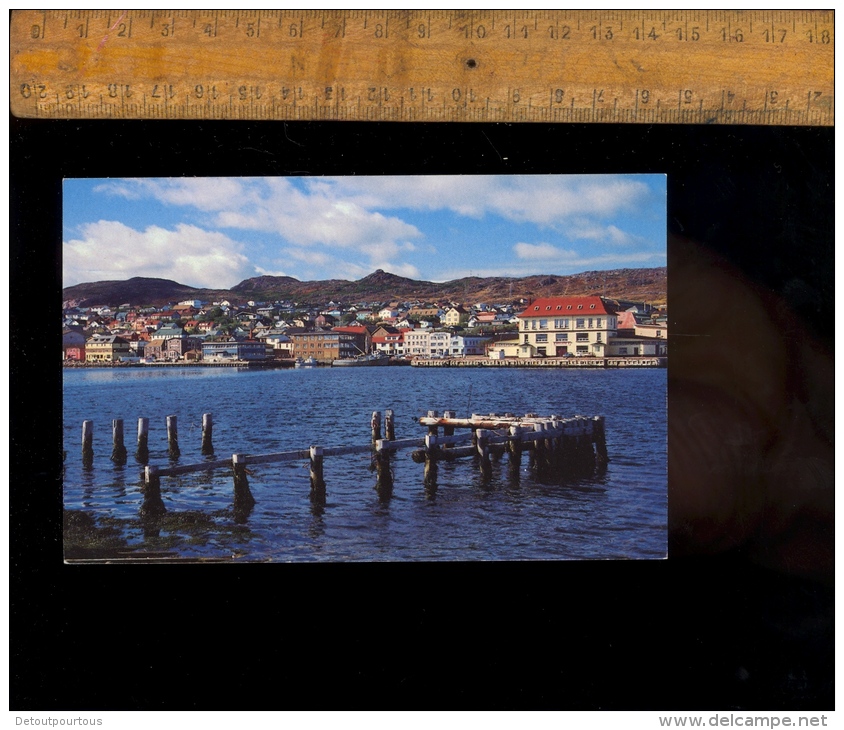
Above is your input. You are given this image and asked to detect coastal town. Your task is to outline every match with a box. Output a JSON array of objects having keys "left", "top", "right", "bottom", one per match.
[{"left": 63, "top": 291, "right": 668, "bottom": 368}]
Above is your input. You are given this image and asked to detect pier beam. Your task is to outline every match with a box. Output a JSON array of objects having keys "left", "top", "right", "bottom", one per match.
[
  {"left": 232, "top": 453, "right": 257, "bottom": 511},
  {"left": 166, "top": 415, "right": 180, "bottom": 459},
  {"left": 201, "top": 413, "right": 214, "bottom": 455},
  {"left": 111, "top": 419, "right": 127, "bottom": 465},
  {"left": 81, "top": 420, "right": 94, "bottom": 468},
  {"left": 140, "top": 465, "right": 167, "bottom": 518},
  {"left": 136, "top": 417, "right": 150, "bottom": 463}
]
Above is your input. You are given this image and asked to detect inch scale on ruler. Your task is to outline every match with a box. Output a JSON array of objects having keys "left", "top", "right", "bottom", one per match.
[{"left": 10, "top": 9, "right": 834, "bottom": 125}]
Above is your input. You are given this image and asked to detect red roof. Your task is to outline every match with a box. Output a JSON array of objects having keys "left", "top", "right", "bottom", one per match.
[
  {"left": 518, "top": 296, "right": 611, "bottom": 317},
  {"left": 616, "top": 311, "right": 637, "bottom": 330}
]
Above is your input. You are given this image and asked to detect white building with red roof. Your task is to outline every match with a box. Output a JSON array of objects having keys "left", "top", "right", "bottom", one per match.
[{"left": 516, "top": 296, "right": 618, "bottom": 358}]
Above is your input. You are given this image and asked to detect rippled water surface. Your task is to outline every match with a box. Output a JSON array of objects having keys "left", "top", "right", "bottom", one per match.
[{"left": 63, "top": 366, "right": 667, "bottom": 561}]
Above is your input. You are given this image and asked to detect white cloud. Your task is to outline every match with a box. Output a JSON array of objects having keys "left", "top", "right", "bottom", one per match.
[
  {"left": 91, "top": 178, "right": 427, "bottom": 276},
  {"left": 80, "top": 175, "right": 664, "bottom": 284},
  {"left": 569, "top": 223, "right": 641, "bottom": 246},
  {"left": 63, "top": 220, "right": 254, "bottom": 289},
  {"left": 320, "top": 175, "right": 653, "bottom": 227},
  {"left": 514, "top": 242, "right": 577, "bottom": 260},
  {"left": 284, "top": 248, "right": 333, "bottom": 266},
  {"left": 108, "top": 176, "right": 652, "bottom": 235},
  {"left": 607, "top": 225, "right": 633, "bottom": 245},
  {"left": 97, "top": 178, "right": 249, "bottom": 212}
]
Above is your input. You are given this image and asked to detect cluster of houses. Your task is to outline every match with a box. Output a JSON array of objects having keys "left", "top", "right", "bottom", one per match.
[{"left": 62, "top": 294, "right": 667, "bottom": 365}]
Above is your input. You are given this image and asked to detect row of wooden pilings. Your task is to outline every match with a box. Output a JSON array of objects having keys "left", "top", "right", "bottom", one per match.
[
  {"left": 74, "top": 409, "right": 607, "bottom": 521},
  {"left": 138, "top": 409, "right": 403, "bottom": 520},
  {"left": 403, "top": 411, "right": 608, "bottom": 490},
  {"left": 80, "top": 414, "right": 214, "bottom": 467}
]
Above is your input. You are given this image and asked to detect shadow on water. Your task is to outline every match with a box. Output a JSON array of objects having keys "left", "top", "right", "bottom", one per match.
[
  {"left": 309, "top": 487, "right": 326, "bottom": 516},
  {"left": 307, "top": 511, "right": 326, "bottom": 539}
]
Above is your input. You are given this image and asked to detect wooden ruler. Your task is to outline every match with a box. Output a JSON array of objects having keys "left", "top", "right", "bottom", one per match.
[{"left": 10, "top": 9, "right": 834, "bottom": 125}]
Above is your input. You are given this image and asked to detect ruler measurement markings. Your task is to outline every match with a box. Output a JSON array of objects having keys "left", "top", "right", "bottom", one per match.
[{"left": 11, "top": 9, "right": 832, "bottom": 121}]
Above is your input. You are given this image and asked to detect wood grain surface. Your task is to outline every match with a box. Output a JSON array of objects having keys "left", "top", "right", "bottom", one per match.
[{"left": 10, "top": 10, "right": 834, "bottom": 124}]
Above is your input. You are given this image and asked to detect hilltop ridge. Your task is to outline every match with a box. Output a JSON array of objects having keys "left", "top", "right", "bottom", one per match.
[{"left": 63, "top": 267, "right": 667, "bottom": 307}]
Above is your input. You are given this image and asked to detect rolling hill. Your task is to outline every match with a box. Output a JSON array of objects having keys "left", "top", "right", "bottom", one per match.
[{"left": 63, "top": 267, "right": 667, "bottom": 308}]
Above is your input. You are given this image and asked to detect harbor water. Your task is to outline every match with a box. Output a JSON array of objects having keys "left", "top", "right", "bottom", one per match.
[{"left": 62, "top": 366, "right": 667, "bottom": 561}]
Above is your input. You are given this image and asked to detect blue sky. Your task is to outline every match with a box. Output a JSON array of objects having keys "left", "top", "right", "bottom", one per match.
[{"left": 63, "top": 175, "right": 666, "bottom": 289}]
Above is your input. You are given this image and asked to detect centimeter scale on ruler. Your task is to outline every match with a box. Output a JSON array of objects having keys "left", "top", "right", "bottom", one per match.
[{"left": 10, "top": 9, "right": 834, "bottom": 124}]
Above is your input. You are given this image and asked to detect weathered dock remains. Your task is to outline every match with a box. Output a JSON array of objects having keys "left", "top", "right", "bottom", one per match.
[
  {"left": 393, "top": 411, "right": 607, "bottom": 488},
  {"left": 73, "top": 409, "right": 607, "bottom": 520}
]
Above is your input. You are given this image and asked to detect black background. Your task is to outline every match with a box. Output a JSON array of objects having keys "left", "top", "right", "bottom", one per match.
[{"left": 11, "top": 117, "right": 833, "bottom": 710}]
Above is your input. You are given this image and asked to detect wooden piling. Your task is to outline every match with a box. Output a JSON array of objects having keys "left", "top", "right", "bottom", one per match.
[
  {"left": 374, "top": 441, "right": 393, "bottom": 496},
  {"left": 166, "top": 415, "right": 180, "bottom": 458},
  {"left": 371, "top": 411, "right": 382, "bottom": 443},
  {"left": 477, "top": 429, "right": 492, "bottom": 481},
  {"left": 140, "top": 465, "right": 166, "bottom": 518},
  {"left": 111, "top": 419, "right": 127, "bottom": 464},
  {"left": 385, "top": 409, "right": 395, "bottom": 441},
  {"left": 423, "top": 433, "right": 438, "bottom": 489},
  {"left": 508, "top": 425, "right": 523, "bottom": 468},
  {"left": 442, "top": 410, "right": 456, "bottom": 448},
  {"left": 542, "top": 422, "right": 555, "bottom": 471},
  {"left": 81, "top": 420, "right": 94, "bottom": 467},
  {"left": 309, "top": 445, "right": 326, "bottom": 494},
  {"left": 559, "top": 432, "right": 577, "bottom": 476},
  {"left": 201, "top": 413, "right": 214, "bottom": 455},
  {"left": 593, "top": 416, "right": 608, "bottom": 467},
  {"left": 427, "top": 410, "right": 439, "bottom": 437},
  {"left": 136, "top": 417, "right": 150, "bottom": 463},
  {"left": 532, "top": 422, "right": 545, "bottom": 474},
  {"left": 232, "top": 453, "right": 256, "bottom": 510}
]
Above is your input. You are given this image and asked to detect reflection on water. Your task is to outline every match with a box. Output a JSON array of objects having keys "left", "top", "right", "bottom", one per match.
[{"left": 63, "top": 366, "right": 667, "bottom": 561}]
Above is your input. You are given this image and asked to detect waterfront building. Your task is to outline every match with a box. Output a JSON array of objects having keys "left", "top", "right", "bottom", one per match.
[
  {"left": 201, "top": 339, "right": 268, "bottom": 362},
  {"left": 450, "top": 334, "right": 490, "bottom": 356},
  {"left": 634, "top": 322, "right": 668, "bottom": 340},
  {"left": 608, "top": 337, "right": 667, "bottom": 357},
  {"left": 517, "top": 297, "right": 618, "bottom": 358},
  {"left": 403, "top": 329, "right": 456, "bottom": 358},
  {"left": 372, "top": 331, "right": 404, "bottom": 357},
  {"left": 289, "top": 329, "right": 367, "bottom": 363},
  {"left": 85, "top": 334, "right": 130, "bottom": 363},
  {"left": 62, "top": 327, "right": 86, "bottom": 361},
  {"left": 332, "top": 325, "right": 373, "bottom": 354}
]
